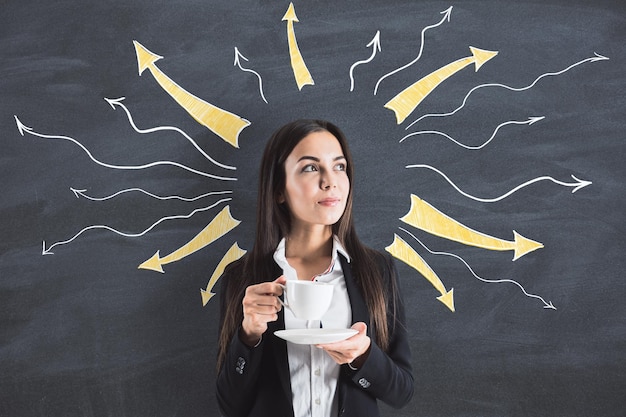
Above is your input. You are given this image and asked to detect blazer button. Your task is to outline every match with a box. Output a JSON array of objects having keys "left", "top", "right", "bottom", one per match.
[
  {"left": 235, "top": 357, "right": 246, "bottom": 375},
  {"left": 358, "top": 377, "right": 371, "bottom": 389}
]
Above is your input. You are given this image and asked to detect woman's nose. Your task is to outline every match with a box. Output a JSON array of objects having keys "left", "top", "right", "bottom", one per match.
[{"left": 320, "top": 174, "right": 335, "bottom": 190}]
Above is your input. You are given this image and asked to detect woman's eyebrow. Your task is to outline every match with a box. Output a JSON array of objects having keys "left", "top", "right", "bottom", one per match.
[{"left": 297, "top": 155, "right": 346, "bottom": 162}]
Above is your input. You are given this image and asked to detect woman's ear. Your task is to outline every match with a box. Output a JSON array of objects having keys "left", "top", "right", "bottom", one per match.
[{"left": 276, "top": 192, "right": 285, "bottom": 204}]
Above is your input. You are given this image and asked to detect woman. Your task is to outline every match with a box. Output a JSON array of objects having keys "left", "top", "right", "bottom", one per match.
[{"left": 216, "top": 119, "right": 413, "bottom": 417}]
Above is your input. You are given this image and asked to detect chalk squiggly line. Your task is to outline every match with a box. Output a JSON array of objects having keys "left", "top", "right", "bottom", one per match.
[
  {"left": 373, "top": 6, "right": 453, "bottom": 96},
  {"left": 398, "top": 227, "right": 556, "bottom": 309},
  {"left": 104, "top": 97, "right": 236, "bottom": 170},
  {"left": 399, "top": 117, "right": 544, "bottom": 149},
  {"left": 71, "top": 187, "right": 232, "bottom": 202},
  {"left": 234, "top": 47, "right": 268, "bottom": 104},
  {"left": 42, "top": 198, "right": 232, "bottom": 255},
  {"left": 349, "top": 31, "right": 381, "bottom": 92},
  {"left": 405, "top": 53, "right": 609, "bottom": 129},
  {"left": 15, "top": 115, "right": 237, "bottom": 181},
  {"left": 405, "top": 164, "right": 592, "bottom": 202}
]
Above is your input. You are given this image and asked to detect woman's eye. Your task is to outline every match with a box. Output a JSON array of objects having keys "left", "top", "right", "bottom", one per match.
[
  {"left": 335, "top": 163, "right": 346, "bottom": 171},
  {"left": 302, "top": 164, "right": 317, "bottom": 172}
]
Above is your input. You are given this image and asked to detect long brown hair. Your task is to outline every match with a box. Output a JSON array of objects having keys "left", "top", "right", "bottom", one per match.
[{"left": 217, "top": 119, "right": 393, "bottom": 371}]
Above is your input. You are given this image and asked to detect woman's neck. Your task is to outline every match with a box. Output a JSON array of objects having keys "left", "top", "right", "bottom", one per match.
[
  {"left": 284, "top": 226, "right": 333, "bottom": 280},
  {"left": 285, "top": 225, "right": 333, "bottom": 262}
]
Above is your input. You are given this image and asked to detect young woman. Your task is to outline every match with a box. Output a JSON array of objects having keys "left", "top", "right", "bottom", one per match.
[{"left": 216, "top": 119, "right": 413, "bottom": 417}]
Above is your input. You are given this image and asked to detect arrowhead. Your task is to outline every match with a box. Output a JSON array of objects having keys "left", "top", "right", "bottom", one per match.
[
  {"left": 441, "top": 6, "right": 453, "bottom": 21},
  {"left": 544, "top": 301, "right": 557, "bottom": 310},
  {"left": 133, "top": 40, "right": 163, "bottom": 75},
  {"left": 104, "top": 97, "right": 125, "bottom": 109},
  {"left": 42, "top": 241, "right": 53, "bottom": 255},
  {"left": 570, "top": 175, "right": 592, "bottom": 193},
  {"left": 70, "top": 187, "right": 87, "bottom": 198},
  {"left": 282, "top": 2, "right": 298, "bottom": 22},
  {"left": 528, "top": 116, "right": 545, "bottom": 125},
  {"left": 200, "top": 289, "right": 216, "bottom": 306},
  {"left": 367, "top": 31, "right": 381, "bottom": 51},
  {"left": 14, "top": 115, "right": 31, "bottom": 136},
  {"left": 436, "top": 288, "right": 455, "bottom": 312},
  {"left": 591, "top": 52, "right": 609, "bottom": 62},
  {"left": 138, "top": 251, "right": 165, "bottom": 273},
  {"left": 233, "top": 47, "right": 245, "bottom": 66},
  {"left": 469, "top": 46, "right": 498, "bottom": 71},
  {"left": 512, "top": 231, "right": 543, "bottom": 261}
]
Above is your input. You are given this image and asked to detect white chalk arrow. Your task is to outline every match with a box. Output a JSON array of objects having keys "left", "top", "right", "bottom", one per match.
[
  {"left": 404, "top": 165, "right": 592, "bottom": 202},
  {"left": 70, "top": 187, "right": 232, "bottom": 202},
  {"left": 234, "top": 47, "right": 268, "bottom": 104},
  {"left": 349, "top": 31, "right": 381, "bottom": 92},
  {"left": 41, "top": 198, "right": 231, "bottom": 255},
  {"left": 15, "top": 116, "right": 236, "bottom": 182},
  {"left": 374, "top": 6, "right": 452, "bottom": 95},
  {"left": 399, "top": 227, "right": 556, "bottom": 310},
  {"left": 104, "top": 97, "right": 235, "bottom": 170},
  {"left": 406, "top": 52, "right": 609, "bottom": 129},
  {"left": 400, "top": 116, "right": 545, "bottom": 149}
]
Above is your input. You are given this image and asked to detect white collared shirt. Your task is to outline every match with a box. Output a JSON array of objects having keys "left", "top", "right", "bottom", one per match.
[{"left": 273, "top": 237, "right": 352, "bottom": 417}]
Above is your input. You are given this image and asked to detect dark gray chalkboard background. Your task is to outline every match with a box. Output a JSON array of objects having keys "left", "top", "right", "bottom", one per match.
[{"left": 1, "top": 1, "right": 624, "bottom": 416}]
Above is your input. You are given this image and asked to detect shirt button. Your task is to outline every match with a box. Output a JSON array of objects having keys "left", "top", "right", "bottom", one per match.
[
  {"left": 314, "top": 368, "right": 321, "bottom": 376},
  {"left": 315, "top": 398, "right": 321, "bottom": 405}
]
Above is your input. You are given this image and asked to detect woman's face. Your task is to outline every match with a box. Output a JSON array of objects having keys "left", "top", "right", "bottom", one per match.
[{"left": 280, "top": 130, "right": 350, "bottom": 233}]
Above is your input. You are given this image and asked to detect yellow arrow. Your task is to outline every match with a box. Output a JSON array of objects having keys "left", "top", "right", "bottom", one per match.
[
  {"left": 385, "top": 46, "right": 498, "bottom": 124},
  {"left": 401, "top": 194, "right": 543, "bottom": 261},
  {"left": 386, "top": 234, "right": 454, "bottom": 312},
  {"left": 282, "top": 3, "right": 314, "bottom": 90},
  {"left": 139, "top": 205, "right": 240, "bottom": 273},
  {"left": 133, "top": 40, "right": 250, "bottom": 148},
  {"left": 201, "top": 242, "right": 247, "bottom": 306}
]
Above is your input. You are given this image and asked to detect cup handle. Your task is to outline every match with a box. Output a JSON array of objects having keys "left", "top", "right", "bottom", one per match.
[{"left": 277, "top": 284, "right": 289, "bottom": 308}]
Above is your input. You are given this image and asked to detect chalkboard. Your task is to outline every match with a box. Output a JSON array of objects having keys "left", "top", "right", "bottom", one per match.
[{"left": 1, "top": 1, "right": 624, "bottom": 416}]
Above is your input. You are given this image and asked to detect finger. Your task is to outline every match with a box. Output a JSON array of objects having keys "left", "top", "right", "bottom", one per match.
[
  {"left": 245, "top": 281, "right": 280, "bottom": 296},
  {"left": 244, "top": 291, "right": 282, "bottom": 308},
  {"left": 243, "top": 299, "right": 281, "bottom": 315}
]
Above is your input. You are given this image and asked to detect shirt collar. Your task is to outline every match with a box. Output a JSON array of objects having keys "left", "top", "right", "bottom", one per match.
[{"left": 274, "top": 235, "right": 351, "bottom": 265}]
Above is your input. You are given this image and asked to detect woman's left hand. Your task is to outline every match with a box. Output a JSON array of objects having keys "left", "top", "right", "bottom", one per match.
[{"left": 316, "top": 322, "right": 371, "bottom": 367}]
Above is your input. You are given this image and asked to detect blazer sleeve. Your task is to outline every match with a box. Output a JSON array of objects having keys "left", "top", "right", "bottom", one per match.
[
  {"left": 347, "top": 253, "right": 414, "bottom": 409},
  {"left": 216, "top": 332, "right": 265, "bottom": 416},
  {"left": 215, "top": 261, "right": 264, "bottom": 417}
]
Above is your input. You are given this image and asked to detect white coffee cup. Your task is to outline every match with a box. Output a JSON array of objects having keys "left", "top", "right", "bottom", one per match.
[{"left": 280, "top": 280, "right": 334, "bottom": 320}]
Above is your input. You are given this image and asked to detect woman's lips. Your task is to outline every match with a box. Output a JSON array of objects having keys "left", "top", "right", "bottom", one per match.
[{"left": 318, "top": 198, "right": 341, "bottom": 206}]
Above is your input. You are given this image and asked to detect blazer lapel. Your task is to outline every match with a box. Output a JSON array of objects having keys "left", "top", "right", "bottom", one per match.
[{"left": 340, "top": 255, "right": 370, "bottom": 328}]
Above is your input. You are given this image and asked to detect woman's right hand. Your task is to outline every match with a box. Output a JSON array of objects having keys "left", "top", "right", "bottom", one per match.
[{"left": 240, "top": 275, "right": 286, "bottom": 346}]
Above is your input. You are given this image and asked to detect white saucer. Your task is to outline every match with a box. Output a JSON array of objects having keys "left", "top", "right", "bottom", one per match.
[{"left": 274, "top": 328, "right": 358, "bottom": 345}]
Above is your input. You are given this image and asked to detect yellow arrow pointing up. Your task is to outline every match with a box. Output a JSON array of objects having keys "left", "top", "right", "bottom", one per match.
[
  {"left": 139, "top": 205, "right": 240, "bottom": 273},
  {"left": 133, "top": 40, "right": 250, "bottom": 148},
  {"left": 386, "top": 234, "right": 455, "bottom": 312},
  {"left": 201, "top": 242, "right": 247, "bottom": 306},
  {"left": 385, "top": 46, "right": 498, "bottom": 124},
  {"left": 400, "top": 194, "right": 543, "bottom": 261},
  {"left": 282, "top": 3, "right": 314, "bottom": 90}
]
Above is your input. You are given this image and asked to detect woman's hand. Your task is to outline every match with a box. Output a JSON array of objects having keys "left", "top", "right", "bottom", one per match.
[
  {"left": 240, "top": 276, "right": 286, "bottom": 347},
  {"left": 316, "top": 322, "right": 371, "bottom": 368}
]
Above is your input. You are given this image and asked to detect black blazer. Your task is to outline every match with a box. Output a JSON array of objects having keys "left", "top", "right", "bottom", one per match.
[{"left": 216, "top": 252, "right": 414, "bottom": 417}]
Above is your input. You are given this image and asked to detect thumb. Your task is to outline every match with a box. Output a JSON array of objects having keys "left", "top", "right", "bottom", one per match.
[
  {"left": 351, "top": 322, "right": 367, "bottom": 335},
  {"left": 274, "top": 275, "right": 287, "bottom": 285}
]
